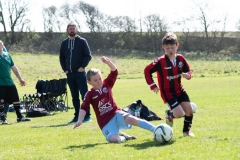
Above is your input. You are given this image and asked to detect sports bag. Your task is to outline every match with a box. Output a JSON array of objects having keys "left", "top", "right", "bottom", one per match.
[
  {"left": 122, "top": 100, "right": 162, "bottom": 121},
  {"left": 26, "top": 108, "right": 47, "bottom": 117}
]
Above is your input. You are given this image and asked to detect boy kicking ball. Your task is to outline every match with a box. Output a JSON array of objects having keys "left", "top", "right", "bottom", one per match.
[
  {"left": 144, "top": 32, "right": 194, "bottom": 137},
  {"left": 74, "top": 56, "right": 156, "bottom": 143}
]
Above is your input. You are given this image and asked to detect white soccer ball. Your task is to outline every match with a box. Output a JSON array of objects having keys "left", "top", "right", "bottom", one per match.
[
  {"left": 191, "top": 102, "right": 197, "bottom": 113},
  {"left": 154, "top": 124, "right": 173, "bottom": 144}
]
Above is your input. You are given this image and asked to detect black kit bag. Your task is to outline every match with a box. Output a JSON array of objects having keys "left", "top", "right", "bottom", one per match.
[
  {"left": 26, "top": 108, "right": 47, "bottom": 117},
  {"left": 122, "top": 100, "right": 162, "bottom": 121}
]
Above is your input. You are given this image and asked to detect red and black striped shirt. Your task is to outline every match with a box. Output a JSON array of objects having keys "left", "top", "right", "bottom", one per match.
[{"left": 144, "top": 54, "right": 192, "bottom": 103}]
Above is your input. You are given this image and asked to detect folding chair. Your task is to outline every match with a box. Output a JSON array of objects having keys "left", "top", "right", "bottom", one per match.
[
  {"left": 38, "top": 79, "right": 68, "bottom": 112},
  {"left": 23, "top": 78, "right": 68, "bottom": 114}
]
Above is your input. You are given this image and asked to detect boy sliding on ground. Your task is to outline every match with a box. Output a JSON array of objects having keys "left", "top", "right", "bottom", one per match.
[
  {"left": 74, "top": 56, "right": 156, "bottom": 143},
  {"left": 144, "top": 32, "right": 194, "bottom": 137}
]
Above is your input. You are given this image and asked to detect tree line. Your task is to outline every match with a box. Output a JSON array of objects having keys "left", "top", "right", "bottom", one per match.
[{"left": 0, "top": 0, "right": 240, "bottom": 59}]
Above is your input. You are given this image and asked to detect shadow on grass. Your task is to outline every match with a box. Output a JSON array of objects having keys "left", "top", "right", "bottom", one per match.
[
  {"left": 64, "top": 139, "right": 176, "bottom": 150},
  {"left": 124, "top": 139, "right": 176, "bottom": 149},
  {"left": 31, "top": 123, "right": 72, "bottom": 128},
  {"left": 65, "top": 142, "right": 109, "bottom": 149}
]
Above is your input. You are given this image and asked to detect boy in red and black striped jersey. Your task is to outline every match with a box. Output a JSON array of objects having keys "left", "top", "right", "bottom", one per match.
[{"left": 144, "top": 32, "right": 194, "bottom": 137}]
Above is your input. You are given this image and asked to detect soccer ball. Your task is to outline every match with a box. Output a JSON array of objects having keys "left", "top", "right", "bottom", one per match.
[
  {"left": 191, "top": 102, "right": 197, "bottom": 113},
  {"left": 154, "top": 124, "right": 173, "bottom": 144}
]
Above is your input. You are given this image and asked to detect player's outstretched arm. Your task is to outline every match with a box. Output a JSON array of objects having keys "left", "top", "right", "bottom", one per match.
[
  {"left": 73, "top": 109, "right": 86, "bottom": 129},
  {"left": 101, "top": 56, "right": 117, "bottom": 71}
]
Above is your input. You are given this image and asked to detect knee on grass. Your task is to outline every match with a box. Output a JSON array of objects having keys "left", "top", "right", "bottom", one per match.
[{"left": 108, "top": 134, "right": 126, "bottom": 143}]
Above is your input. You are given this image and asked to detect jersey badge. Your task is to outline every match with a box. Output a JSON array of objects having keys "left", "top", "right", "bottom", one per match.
[
  {"left": 102, "top": 87, "right": 108, "bottom": 93},
  {"left": 178, "top": 62, "right": 183, "bottom": 69}
]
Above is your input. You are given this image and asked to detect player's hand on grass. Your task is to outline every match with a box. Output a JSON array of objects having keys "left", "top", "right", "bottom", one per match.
[
  {"left": 153, "top": 87, "right": 159, "bottom": 94},
  {"left": 73, "top": 121, "right": 82, "bottom": 129}
]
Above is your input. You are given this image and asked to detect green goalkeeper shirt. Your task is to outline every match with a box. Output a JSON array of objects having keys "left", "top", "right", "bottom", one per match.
[{"left": 0, "top": 51, "right": 15, "bottom": 86}]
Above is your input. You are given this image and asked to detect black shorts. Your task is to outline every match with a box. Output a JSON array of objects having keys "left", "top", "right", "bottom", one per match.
[
  {"left": 0, "top": 85, "right": 20, "bottom": 105},
  {"left": 167, "top": 92, "right": 190, "bottom": 110}
]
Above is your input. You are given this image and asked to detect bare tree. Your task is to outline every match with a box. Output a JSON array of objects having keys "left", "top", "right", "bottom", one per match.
[
  {"left": 236, "top": 19, "right": 240, "bottom": 31},
  {"left": 192, "top": 1, "right": 228, "bottom": 54},
  {"left": 210, "top": 15, "right": 228, "bottom": 52},
  {"left": 59, "top": 3, "right": 82, "bottom": 31},
  {"left": 144, "top": 14, "right": 167, "bottom": 35},
  {"left": 74, "top": 1, "right": 101, "bottom": 33},
  {"left": 59, "top": 3, "right": 71, "bottom": 22},
  {"left": 98, "top": 14, "right": 116, "bottom": 32},
  {"left": 0, "top": 0, "right": 31, "bottom": 44},
  {"left": 235, "top": 19, "right": 240, "bottom": 53},
  {"left": 0, "top": 0, "right": 8, "bottom": 42},
  {"left": 193, "top": 1, "right": 211, "bottom": 53},
  {"left": 42, "top": 5, "right": 62, "bottom": 32},
  {"left": 173, "top": 17, "right": 193, "bottom": 51},
  {"left": 60, "top": 1, "right": 135, "bottom": 33},
  {"left": 138, "top": 11, "right": 143, "bottom": 35},
  {"left": 114, "top": 16, "right": 136, "bottom": 33},
  {"left": 195, "top": 2, "right": 227, "bottom": 55},
  {"left": 144, "top": 14, "right": 168, "bottom": 52}
]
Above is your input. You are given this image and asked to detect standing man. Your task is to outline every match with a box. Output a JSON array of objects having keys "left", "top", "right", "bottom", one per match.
[
  {"left": 60, "top": 22, "right": 92, "bottom": 124},
  {"left": 0, "top": 41, "right": 31, "bottom": 124}
]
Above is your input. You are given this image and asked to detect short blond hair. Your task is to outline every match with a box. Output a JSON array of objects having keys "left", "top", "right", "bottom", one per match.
[{"left": 86, "top": 68, "right": 101, "bottom": 81}]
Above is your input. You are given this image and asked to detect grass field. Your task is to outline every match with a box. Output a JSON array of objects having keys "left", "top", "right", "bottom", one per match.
[{"left": 1, "top": 53, "right": 240, "bottom": 160}]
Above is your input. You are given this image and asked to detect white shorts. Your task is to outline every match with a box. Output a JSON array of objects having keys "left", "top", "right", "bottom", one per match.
[{"left": 102, "top": 110, "right": 132, "bottom": 141}]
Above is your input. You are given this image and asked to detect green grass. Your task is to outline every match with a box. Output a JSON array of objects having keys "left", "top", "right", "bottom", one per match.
[
  {"left": 1, "top": 53, "right": 240, "bottom": 159},
  {"left": 10, "top": 53, "right": 240, "bottom": 88}
]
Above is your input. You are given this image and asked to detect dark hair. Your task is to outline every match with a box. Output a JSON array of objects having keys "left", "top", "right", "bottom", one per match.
[
  {"left": 67, "top": 22, "right": 77, "bottom": 29},
  {"left": 162, "top": 32, "right": 178, "bottom": 45}
]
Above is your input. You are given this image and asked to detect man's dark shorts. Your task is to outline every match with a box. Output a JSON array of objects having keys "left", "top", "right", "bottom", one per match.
[{"left": 0, "top": 85, "right": 20, "bottom": 105}]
